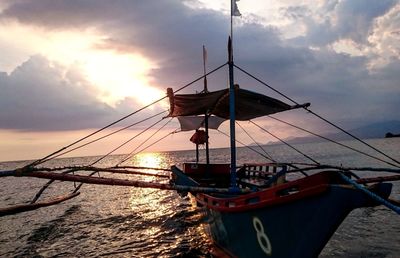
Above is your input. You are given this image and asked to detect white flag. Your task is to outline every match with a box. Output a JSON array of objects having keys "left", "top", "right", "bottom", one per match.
[{"left": 232, "top": 0, "right": 241, "bottom": 17}]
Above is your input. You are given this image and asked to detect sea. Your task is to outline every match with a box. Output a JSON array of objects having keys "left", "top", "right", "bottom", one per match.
[{"left": 0, "top": 138, "right": 399, "bottom": 257}]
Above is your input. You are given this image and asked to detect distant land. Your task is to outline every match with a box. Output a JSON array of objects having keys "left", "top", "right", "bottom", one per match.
[
  {"left": 279, "top": 120, "right": 400, "bottom": 145},
  {"left": 385, "top": 132, "right": 400, "bottom": 138}
]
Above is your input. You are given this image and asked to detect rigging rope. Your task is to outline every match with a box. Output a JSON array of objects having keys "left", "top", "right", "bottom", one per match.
[
  {"left": 116, "top": 118, "right": 174, "bottom": 166},
  {"left": 236, "top": 121, "right": 275, "bottom": 162},
  {"left": 126, "top": 129, "right": 180, "bottom": 162},
  {"left": 29, "top": 117, "right": 174, "bottom": 203},
  {"left": 249, "top": 120, "right": 320, "bottom": 165},
  {"left": 43, "top": 111, "right": 168, "bottom": 163},
  {"left": 72, "top": 128, "right": 179, "bottom": 194},
  {"left": 30, "top": 114, "right": 170, "bottom": 203},
  {"left": 89, "top": 117, "right": 168, "bottom": 166},
  {"left": 267, "top": 115, "right": 400, "bottom": 168},
  {"left": 217, "top": 129, "right": 274, "bottom": 162},
  {"left": 27, "top": 103, "right": 168, "bottom": 168},
  {"left": 305, "top": 109, "right": 400, "bottom": 166},
  {"left": 234, "top": 64, "right": 400, "bottom": 166}
]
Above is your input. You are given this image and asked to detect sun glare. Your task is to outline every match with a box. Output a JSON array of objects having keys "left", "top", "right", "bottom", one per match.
[
  {"left": 82, "top": 50, "right": 164, "bottom": 106},
  {"left": 44, "top": 32, "right": 164, "bottom": 106}
]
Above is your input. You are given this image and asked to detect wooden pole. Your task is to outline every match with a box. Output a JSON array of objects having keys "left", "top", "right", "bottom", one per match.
[
  {"left": 0, "top": 192, "right": 80, "bottom": 217},
  {"left": 11, "top": 170, "right": 250, "bottom": 194}
]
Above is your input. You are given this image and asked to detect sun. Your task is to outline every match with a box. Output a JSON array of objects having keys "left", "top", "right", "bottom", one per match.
[{"left": 82, "top": 50, "right": 164, "bottom": 106}]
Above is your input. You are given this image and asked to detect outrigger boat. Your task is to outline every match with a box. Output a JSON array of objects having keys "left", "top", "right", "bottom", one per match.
[{"left": 1, "top": 2, "right": 400, "bottom": 258}]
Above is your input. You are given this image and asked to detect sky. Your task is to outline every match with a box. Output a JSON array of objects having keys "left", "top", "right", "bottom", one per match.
[{"left": 0, "top": 0, "right": 399, "bottom": 162}]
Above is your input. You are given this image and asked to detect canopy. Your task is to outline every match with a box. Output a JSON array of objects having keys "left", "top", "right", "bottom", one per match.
[
  {"left": 177, "top": 116, "right": 226, "bottom": 131},
  {"left": 167, "top": 86, "right": 308, "bottom": 120}
]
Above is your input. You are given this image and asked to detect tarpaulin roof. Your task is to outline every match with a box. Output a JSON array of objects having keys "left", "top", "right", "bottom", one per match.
[
  {"left": 167, "top": 86, "right": 307, "bottom": 120},
  {"left": 177, "top": 116, "right": 226, "bottom": 131}
]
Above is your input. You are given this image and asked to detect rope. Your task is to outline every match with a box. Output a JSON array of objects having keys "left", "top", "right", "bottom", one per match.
[
  {"left": 64, "top": 117, "right": 169, "bottom": 194},
  {"left": 268, "top": 115, "right": 400, "bottom": 168},
  {"left": 27, "top": 102, "right": 167, "bottom": 168},
  {"left": 339, "top": 173, "right": 400, "bottom": 215},
  {"left": 236, "top": 121, "right": 275, "bottom": 162},
  {"left": 72, "top": 129, "right": 178, "bottom": 193},
  {"left": 30, "top": 114, "right": 170, "bottom": 203},
  {"left": 217, "top": 129, "right": 274, "bottom": 162},
  {"left": 234, "top": 64, "right": 299, "bottom": 105},
  {"left": 89, "top": 117, "right": 169, "bottom": 166},
  {"left": 116, "top": 118, "right": 174, "bottom": 165},
  {"left": 72, "top": 128, "right": 178, "bottom": 193},
  {"left": 46, "top": 111, "right": 167, "bottom": 162},
  {"left": 126, "top": 129, "right": 180, "bottom": 161},
  {"left": 234, "top": 64, "right": 400, "bottom": 166},
  {"left": 249, "top": 120, "right": 320, "bottom": 165},
  {"left": 306, "top": 109, "right": 400, "bottom": 166}
]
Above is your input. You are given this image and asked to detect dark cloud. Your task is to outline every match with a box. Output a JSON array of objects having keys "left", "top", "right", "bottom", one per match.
[
  {"left": 0, "top": 55, "right": 117, "bottom": 130},
  {"left": 335, "top": 0, "right": 397, "bottom": 43},
  {"left": 0, "top": 0, "right": 399, "bottom": 132},
  {"left": 289, "top": 0, "right": 398, "bottom": 46},
  {"left": 0, "top": 55, "right": 167, "bottom": 131}
]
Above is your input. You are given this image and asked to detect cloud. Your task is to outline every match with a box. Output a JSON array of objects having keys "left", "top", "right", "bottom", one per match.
[
  {"left": 0, "top": 55, "right": 117, "bottom": 131},
  {"left": 367, "top": 3, "right": 400, "bottom": 67},
  {"left": 284, "top": 0, "right": 397, "bottom": 47},
  {"left": 334, "top": 0, "right": 397, "bottom": 44},
  {"left": 0, "top": 0, "right": 230, "bottom": 87},
  {"left": 0, "top": 0, "right": 399, "bottom": 132}
]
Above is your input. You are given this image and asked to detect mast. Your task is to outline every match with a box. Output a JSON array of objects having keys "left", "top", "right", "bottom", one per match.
[
  {"left": 228, "top": 37, "right": 237, "bottom": 188},
  {"left": 203, "top": 45, "right": 210, "bottom": 166},
  {"left": 229, "top": 0, "right": 240, "bottom": 188}
]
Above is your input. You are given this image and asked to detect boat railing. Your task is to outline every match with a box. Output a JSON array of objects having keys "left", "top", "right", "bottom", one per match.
[
  {"left": 237, "top": 163, "right": 288, "bottom": 188},
  {"left": 196, "top": 171, "right": 334, "bottom": 212}
]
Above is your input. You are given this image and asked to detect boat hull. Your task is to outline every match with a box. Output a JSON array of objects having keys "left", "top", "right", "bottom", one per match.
[{"left": 198, "top": 183, "right": 391, "bottom": 258}]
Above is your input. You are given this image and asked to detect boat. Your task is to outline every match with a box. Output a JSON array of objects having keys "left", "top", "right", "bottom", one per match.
[
  {"left": 1, "top": 1, "right": 400, "bottom": 257},
  {"left": 164, "top": 38, "right": 397, "bottom": 257}
]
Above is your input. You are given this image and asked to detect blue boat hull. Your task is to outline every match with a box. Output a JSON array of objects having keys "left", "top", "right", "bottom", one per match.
[{"left": 200, "top": 184, "right": 391, "bottom": 258}]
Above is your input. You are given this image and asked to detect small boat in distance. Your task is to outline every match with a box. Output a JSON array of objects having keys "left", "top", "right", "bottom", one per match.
[{"left": 1, "top": 1, "right": 400, "bottom": 258}]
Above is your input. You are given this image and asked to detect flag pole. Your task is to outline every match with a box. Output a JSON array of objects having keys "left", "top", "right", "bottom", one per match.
[
  {"left": 230, "top": 0, "right": 233, "bottom": 45},
  {"left": 230, "top": 0, "right": 241, "bottom": 65}
]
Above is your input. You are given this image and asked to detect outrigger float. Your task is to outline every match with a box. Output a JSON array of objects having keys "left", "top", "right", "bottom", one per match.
[{"left": 1, "top": 2, "right": 400, "bottom": 258}]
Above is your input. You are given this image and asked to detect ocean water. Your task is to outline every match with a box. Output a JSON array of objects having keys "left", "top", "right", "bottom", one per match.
[{"left": 0, "top": 138, "right": 399, "bottom": 257}]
